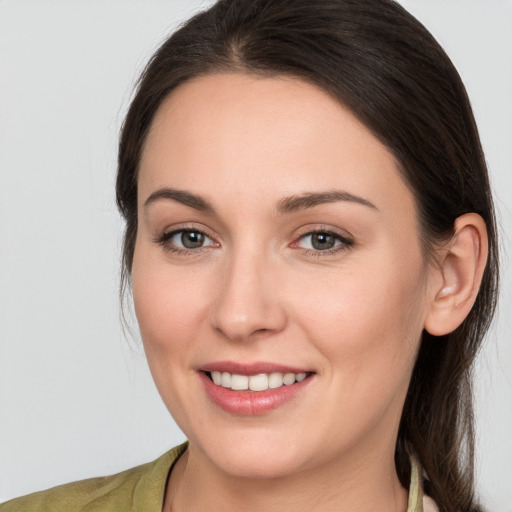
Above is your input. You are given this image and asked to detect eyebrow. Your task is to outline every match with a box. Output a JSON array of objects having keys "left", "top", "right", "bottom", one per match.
[
  {"left": 143, "top": 187, "right": 378, "bottom": 214},
  {"left": 276, "top": 190, "right": 378, "bottom": 214},
  {"left": 144, "top": 187, "right": 215, "bottom": 213}
]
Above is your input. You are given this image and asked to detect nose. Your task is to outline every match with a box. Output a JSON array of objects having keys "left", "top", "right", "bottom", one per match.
[{"left": 209, "top": 248, "right": 287, "bottom": 342}]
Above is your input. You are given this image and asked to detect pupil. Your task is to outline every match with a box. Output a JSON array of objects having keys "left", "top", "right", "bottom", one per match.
[
  {"left": 312, "top": 233, "right": 334, "bottom": 250},
  {"left": 181, "top": 231, "right": 204, "bottom": 249}
]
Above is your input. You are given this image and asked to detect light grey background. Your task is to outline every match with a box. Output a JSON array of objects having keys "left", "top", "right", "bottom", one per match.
[{"left": 0, "top": 0, "right": 511, "bottom": 509}]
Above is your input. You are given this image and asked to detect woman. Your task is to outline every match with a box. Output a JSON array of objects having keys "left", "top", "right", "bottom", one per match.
[{"left": 0, "top": 0, "right": 500, "bottom": 511}]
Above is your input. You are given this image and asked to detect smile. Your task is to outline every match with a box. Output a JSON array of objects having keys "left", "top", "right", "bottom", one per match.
[
  {"left": 199, "top": 363, "right": 315, "bottom": 415},
  {"left": 208, "top": 371, "right": 308, "bottom": 391}
]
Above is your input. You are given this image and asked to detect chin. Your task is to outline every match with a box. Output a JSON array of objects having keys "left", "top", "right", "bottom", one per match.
[{"left": 193, "top": 430, "right": 309, "bottom": 480}]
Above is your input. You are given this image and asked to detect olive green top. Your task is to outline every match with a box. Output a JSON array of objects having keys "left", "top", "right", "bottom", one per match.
[{"left": 1, "top": 442, "right": 433, "bottom": 512}]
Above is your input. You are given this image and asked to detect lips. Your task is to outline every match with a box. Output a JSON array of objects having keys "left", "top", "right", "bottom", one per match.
[{"left": 199, "top": 361, "right": 314, "bottom": 415}]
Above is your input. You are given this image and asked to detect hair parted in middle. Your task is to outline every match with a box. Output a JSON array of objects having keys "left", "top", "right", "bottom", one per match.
[{"left": 116, "top": 2, "right": 498, "bottom": 511}]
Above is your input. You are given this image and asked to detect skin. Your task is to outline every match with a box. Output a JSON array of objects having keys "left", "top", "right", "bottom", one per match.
[{"left": 132, "top": 73, "right": 442, "bottom": 512}]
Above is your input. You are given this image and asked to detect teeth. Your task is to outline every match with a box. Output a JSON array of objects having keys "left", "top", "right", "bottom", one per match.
[
  {"left": 248, "top": 373, "right": 268, "bottom": 391},
  {"left": 221, "top": 372, "right": 231, "bottom": 387},
  {"left": 209, "top": 371, "right": 308, "bottom": 391},
  {"left": 268, "top": 372, "right": 284, "bottom": 389},
  {"left": 283, "top": 373, "right": 296, "bottom": 385},
  {"left": 231, "top": 374, "right": 249, "bottom": 390}
]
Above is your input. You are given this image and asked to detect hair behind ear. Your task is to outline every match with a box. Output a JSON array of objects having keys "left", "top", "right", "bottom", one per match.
[{"left": 397, "top": 212, "right": 493, "bottom": 511}]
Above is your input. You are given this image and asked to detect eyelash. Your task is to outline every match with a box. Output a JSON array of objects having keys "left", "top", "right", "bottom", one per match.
[
  {"left": 154, "top": 228, "right": 218, "bottom": 256},
  {"left": 293, "top": 229, "right": 354, "bottom": 257},
  {"left": 154, "top": 228, "right": 354, "bottom": 257}
]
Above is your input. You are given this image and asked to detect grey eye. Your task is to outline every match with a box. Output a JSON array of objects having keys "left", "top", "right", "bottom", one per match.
[
  {"left": 298, "top": 232, "right": 344, "bottom": 251},
  {"left": 180, "top": 230, "right": 205, "bottom": 249},
  {"left": 167, "top": 230, "right": 214, "bottom": 249},
  {"left": 311, "top": 233, "right": 337, "bottom": 250}
]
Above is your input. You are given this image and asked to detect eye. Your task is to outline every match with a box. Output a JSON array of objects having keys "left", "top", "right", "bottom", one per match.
[
  {"left": 157, "top": 229, "right": 217, "bottom": 252},
  {"left": 175, "top": 230, "right": 208, "bottom": 249},
  {"left": 295, "top": 230, "right": 352, "bottom": 252}
]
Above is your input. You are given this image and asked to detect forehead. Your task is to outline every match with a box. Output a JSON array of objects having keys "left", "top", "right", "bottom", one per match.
[{"left": 138, "top": 72, "right": 415, "bottom": 219}]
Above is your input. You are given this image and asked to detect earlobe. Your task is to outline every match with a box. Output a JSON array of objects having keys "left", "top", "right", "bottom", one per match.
[{"left": 424, "top": 213, "right": 488, "bottom": 336}]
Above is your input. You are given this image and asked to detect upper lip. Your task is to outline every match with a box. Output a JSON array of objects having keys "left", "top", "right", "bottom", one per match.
[{"left": 199, "top": 361, "right": 313, "bottom": 376}]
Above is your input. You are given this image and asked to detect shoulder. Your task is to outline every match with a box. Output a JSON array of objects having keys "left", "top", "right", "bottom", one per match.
[{"left": 0, "top": 443, "right": 187, "bottom": 512}]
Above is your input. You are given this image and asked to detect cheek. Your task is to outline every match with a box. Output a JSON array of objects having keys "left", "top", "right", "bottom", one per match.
[
  {"left": 290, "top": 252, "right": 427, "bottom": 387},
  {"left": 131, "top": 244, "right": 211, "bottom": 362},
  {"left": 130, "top": 243, "right": 217, "bottom": 429}
]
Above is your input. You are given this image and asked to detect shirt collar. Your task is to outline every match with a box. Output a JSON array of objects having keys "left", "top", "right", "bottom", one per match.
[{"left": 407, "top": 452, "right": 425, "bottom": 512}]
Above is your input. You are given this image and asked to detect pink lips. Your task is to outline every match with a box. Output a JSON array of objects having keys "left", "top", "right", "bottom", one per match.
[
  {"left": 199, "top": 361, "right": 314, "bottom": 416},
  {"left": 201, "top": 361, "right": 311, "bottom": 375}
]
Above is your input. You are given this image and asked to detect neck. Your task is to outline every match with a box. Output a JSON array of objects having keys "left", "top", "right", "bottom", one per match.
[{"left": 164, "top": 443, "right": 408, "bottom": 512}]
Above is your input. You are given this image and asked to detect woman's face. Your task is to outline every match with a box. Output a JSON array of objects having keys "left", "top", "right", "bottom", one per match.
[{"left": 132, "top": 73, "right": 437, "bottom": 478}]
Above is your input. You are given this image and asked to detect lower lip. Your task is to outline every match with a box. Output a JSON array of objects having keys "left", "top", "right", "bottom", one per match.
[{"left": 199, "top": 372, "right": 313, "bottom": 416}]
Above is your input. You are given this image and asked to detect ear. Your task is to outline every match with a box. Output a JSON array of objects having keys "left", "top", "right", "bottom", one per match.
[{"left": 424, "top": 213, "right": 488, "bottom": 336}]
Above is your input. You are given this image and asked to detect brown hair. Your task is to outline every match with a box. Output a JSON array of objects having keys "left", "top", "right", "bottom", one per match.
[{"left": 116, "top": 1, "right": 499, "bottom": 510}]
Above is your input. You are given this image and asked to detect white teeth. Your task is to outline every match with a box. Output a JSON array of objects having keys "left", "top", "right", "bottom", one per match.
[
  {"left": 283, "top": 373, "right": 296, "bottom": 385},
  {"left": 221, "top": 372, "right": 231, "bottom": 388},
  {"left": 268, "top": 372, "right": 284, "bottom": 389},
  {"left": 230, "top": 374, "right": 249, "bottom": 390},
  {"left": 248, "top": 374, "right": 269, "bottom": 391},
  {"left": 209, "top": 371, "right": 308, "bottom": 391}
]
